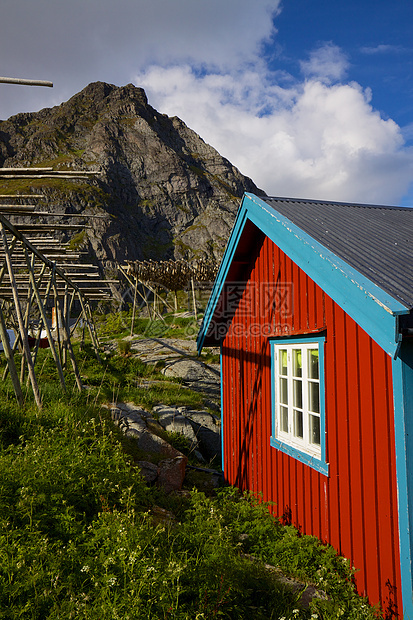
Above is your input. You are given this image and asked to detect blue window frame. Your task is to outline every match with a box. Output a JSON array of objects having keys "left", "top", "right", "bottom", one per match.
[{"left": 270, "top": 335, "right": 329, "bottom": 476}]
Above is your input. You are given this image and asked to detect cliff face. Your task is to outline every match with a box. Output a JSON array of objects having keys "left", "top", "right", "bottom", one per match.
[{"left": 0, "top": 82, "right": 264, "bottom": 270}]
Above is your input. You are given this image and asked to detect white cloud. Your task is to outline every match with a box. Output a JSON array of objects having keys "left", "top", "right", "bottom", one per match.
[
  {"left": 0, "top": 0, "right": 280, "bottom": 119},
  {"left": 300, "top": 43, "right": 349, "bottom": 83},
  {"left": 401, "top": 122, "right": 413, "bottom": 142},
  {"left": 135, "top": 59, "right": 413, "bottom": 205},
  {"left": 361, "top": 44, "right": 405, "bottom": 55}
]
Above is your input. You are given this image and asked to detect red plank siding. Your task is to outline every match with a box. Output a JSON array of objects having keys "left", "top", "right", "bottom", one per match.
[{"left": 221, "top": 233, "right": 402, "bottom": 613}]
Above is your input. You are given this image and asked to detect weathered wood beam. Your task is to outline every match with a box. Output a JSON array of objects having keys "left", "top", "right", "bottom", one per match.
[
  {"left": 0, "top": 169, "right": 101, "bottom": 181},
  {"left": 0, "top": 195, "right": 46, "bottom": 199},
  {"left": 53, "top": 285, "right": 83, "bottom": 391},
  {"left": 0, "top": 167, "right": 53, "bottom": 173},
  {"left": 0, "top": 206, "right": 38, "bottom": 212},
  {"left": 55, "top": 264, "right": 98, "bottom": 269},
  {"left": 76, "top": 292, "right": 101, "bottom": 362},
  {"left": 4, "top": 208, "right": 106, "bottom": 219},
  {"left": 14, "top": 225, "right": 91, "bottom": 231},
  {"left": 20, "top": 254, "right": 35, "bottom": 384},
  {"left": 2, "top": 261, "right": 47, "bottom": 381},
  {"left": 130, "top": 274, "right": 138, "bottom": 337},
  {"left": 24, "top": 248, "right": 66, "bottom": 391},
  {"left": 0, "top": 223, "right": 42, "bottom": 408},
  {"left": 0, "top": 167, "right": 98, "bottom": 175},
  {"left": 0, "top": 77, "right": 53, "bottom": 87},
  {"left": 0, "top": 305, "right": 24, "bottom": 407},
  {"left": 0, "top": 175, "right": 95, "bottom": 179}
]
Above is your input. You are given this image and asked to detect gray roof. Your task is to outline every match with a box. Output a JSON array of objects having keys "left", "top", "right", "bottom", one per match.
[{"left": 262, "top": 197, "right": 413, "bottom": 309}]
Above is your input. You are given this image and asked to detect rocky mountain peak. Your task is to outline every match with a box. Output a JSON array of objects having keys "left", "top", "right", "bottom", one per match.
[{"left": 0, "top": 82, "right": 265, "bottom": 271}]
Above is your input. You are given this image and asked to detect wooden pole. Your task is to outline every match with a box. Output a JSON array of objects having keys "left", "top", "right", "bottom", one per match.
[
  {"left": 52, "top": 281, "right": 83, "bottom": 392},
  {"left": 119, "top": 266, "right": 152, "bottom": 319},
  {"left": 23, "top": 262, "right": 48, "bottom": 371},
  {"left": 69, "top": 313, "right": 82, "bottom": 337},
  {"left": 20, "top": 253, "right": 36, "bottom": 384},
  {"left": 191, "top": 278, "right": 198, "bottom": 321},
  {"left": 2, "top": 257, "right": 46, "bottom": 368},
  {"left": 67, "top": 289, "right": 78, "bottom": 335},
  {"left": 86, "top": 300, "right": 100, "bottom": 348},
  {"left": 23, "top": 248, "right": 66, "bottom": 391},
  {"left": 53, "top": 287, "right": 63, "bottom": 368},
  {"left": 144, "top": 282, "right": 174, "bottom": 313},
  {"left": 0, "top": 237, "right": 18, "bottom": 286},
  {"left": 0, "top": 306, "right": 24, "bottom": 407},
  {"left": 76, "top": 292, "right": 101, "bottom": 362},
  {"left": 130, "top": 274, "right": 138, "bottom": 337},
  {"left": 62, "top": 284, "right": 69, "bottom": 368},
  {"left": 0, "top": 195, "right": 46, "bottom": 199},
  {"left": 0, "top": 77, "right": 53, "bottom": 87},
  {"left": 0, "top": 223, "right": 42, "bottom": 409},
  {"left": 0, "top": 213, "right": 94, "bottom": 298}
]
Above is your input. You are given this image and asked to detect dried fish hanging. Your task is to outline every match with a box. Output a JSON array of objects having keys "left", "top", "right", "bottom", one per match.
[{"left": 119, "top": 258, "right": 219, "bottom": 331}]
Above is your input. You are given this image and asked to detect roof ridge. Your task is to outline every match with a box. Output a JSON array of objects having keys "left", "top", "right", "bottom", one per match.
[{"left": 264, "top": 196, "right": 413, "bottom": 211}]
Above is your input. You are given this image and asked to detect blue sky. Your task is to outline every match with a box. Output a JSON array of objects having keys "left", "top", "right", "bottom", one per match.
[
  {"left": 271, "top": 0, "right": 413, "bottom": 132},
  {"left": 1, "top": 0, "right": 413, "bottom": 205}
]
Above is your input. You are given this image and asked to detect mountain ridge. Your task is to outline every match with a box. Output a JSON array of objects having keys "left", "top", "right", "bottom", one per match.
[{"left": 0, "top": 81, "right": 265, "bottom": 273}]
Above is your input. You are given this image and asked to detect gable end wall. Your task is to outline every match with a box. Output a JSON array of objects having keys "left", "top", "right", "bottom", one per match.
[{"left": 221, "top": 232, "right": 402, "bottom": 614}]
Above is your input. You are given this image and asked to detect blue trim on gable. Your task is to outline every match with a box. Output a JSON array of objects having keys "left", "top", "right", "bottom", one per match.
[
  {"left": 197, "top": 193, "right": 409, "bottom": 357},
  {"left": 220, "top": 341, "right": 225, "bottom": 476},
  {"left": 197, "top": 205, "right": 249, "bottom": 353},
  {"left": 393, "top": 348, "right": 413, "bottom": 619},
  {"left": 269, "top": 335, "right": 329, "bottom": 477}
]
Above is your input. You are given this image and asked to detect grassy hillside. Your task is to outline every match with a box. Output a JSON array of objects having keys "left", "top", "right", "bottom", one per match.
[{"left": 0, "top": 314, "right": 382, "bottom": 619}]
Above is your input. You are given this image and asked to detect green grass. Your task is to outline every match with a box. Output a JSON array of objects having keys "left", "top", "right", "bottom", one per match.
[
  {"left": 0, "top": 321, "right": 384, "bottom": 619},
  {"left": 96, "top": 310, "right": 202, "bottom": 341}
]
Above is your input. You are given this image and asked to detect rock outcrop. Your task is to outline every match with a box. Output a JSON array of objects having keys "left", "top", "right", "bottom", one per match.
[
  {"left": 108, "top": 401, "right": 189, "bottom": 493},
  {"left": 106, "top": 400, "right": 222, "bottom": 493},
  {"left": 0, "top": 82, "right": 265, "bottom": 275}
]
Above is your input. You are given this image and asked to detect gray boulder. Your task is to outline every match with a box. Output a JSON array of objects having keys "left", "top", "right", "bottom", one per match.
[
  {"left": 162, "top": 359, "right": 211, "bottom": 381},
  {"left": 183, "top": 409, "right": 221, "bottom": 461},
  {"left": 104, "top": 402, "right": 188, "bottom": 492},
  {"left": 155, "top": 405, "right": 199, "bottom": 447},
  {"left": 155, "top": 405, "right": 221, "bottom": 463}
]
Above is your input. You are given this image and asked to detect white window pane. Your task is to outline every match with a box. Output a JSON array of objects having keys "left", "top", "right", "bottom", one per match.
[
  {"left": 293, "top": 379, "right": 302, "bottom": 408},
  {"left": 292, "top": 349, "right": 302, "bottom": 377},
  {"left": 279, "top": 377, "right": 288, "bottom": 405},
  {"left": 273, "top": 340, "right": 324, "bottom": 462},
  {"left": 280, "top": 406, "right": 288, "bottom": 433},
  {"left": 279, "top": 349, "right": 287, "bottom": 375},
  {"left": 307, "top": 348, "right": 319, "bottom": 379},
  {"left": 309, "top": 415, "right": 321, "bottom": 445},
  {"left": 308, "top": 381, "right": 320, "bottom": 413},
  {"left": 293, "top": 409, "right": 303, "bottom": 438}
]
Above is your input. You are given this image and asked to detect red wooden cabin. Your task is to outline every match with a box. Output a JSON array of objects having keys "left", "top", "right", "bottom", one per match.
[{"left": 197, "top": 193, "right": 413, "bottom": 618}]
